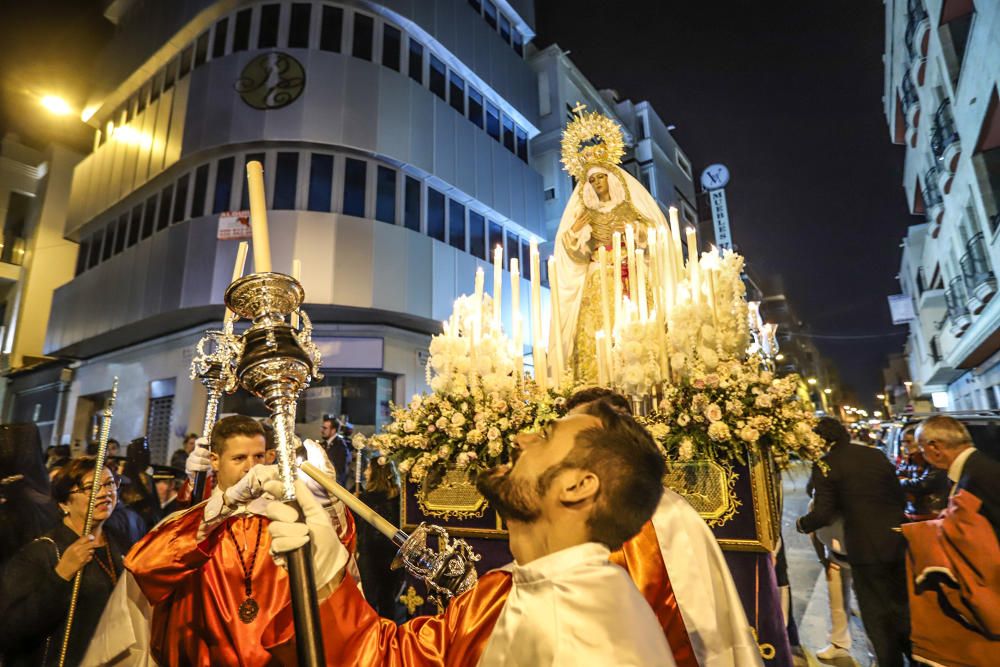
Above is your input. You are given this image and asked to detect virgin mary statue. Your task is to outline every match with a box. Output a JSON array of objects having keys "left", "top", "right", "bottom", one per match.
[{"left": 550, "top": 110, "right": 669, "bottom": 383}]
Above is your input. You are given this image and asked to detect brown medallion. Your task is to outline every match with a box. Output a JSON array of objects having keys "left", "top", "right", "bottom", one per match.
[{"left": 238, "top": 597, "right": 259, "bottom": 623}]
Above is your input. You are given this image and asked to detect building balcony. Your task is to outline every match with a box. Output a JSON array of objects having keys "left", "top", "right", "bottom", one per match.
[
  {"left": 909, "top": 55, "right": 928, "bottom": 88},
  {"left": 961, "top": 232, "right": 997, "bottom": 312},
  {"left": 902, "top": 74, "right": 920, "bottom": 133},
  {"left": 905, "top": 1, "right": 931, "bottom": 58},
  {"left": 946, "top": 277, "right": 972, "bottom": 336},
  {"left": 923, "top": 166, "right": 945, "bottom": 224},
  {"left": 931, "top": 100, "right": 961, "bottom": 177}
]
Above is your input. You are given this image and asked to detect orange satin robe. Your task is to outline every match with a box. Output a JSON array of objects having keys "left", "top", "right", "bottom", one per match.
[
  {"left": 264, "top": 517, "right": 695, "bottom": 667},
  {"left": 126, "top": 503, "right": 356, "bottom": 667}
]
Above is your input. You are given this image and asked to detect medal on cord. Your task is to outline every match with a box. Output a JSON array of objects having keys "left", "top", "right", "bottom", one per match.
[{"left": 228, "top": 518, "right": 263, "bottom": 623}]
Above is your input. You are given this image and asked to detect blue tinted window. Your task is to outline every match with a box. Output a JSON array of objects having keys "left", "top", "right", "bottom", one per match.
[
  {"left": 404, "top": 176, "right": 421, "bottom": 232},
  {"left": 499, "top": 16, "right": 511, "bottom": 44},
  {"left": 469, "top": 211, "right": 486, "bottom": 259},
  {"left": 513, "top": 30, "right": 523, "bottom": 56},
  {"left": 516, "top": 126, "right": 528, "bottom": 162},
  {"left": 274, "top": 152, "right": 298, "bottom": 210},
  {"left": 484, "top": 1, "right": 498, "bottom": 29},
  {"left": 449, "top": 72, "right": 465, "bottom": 114},
  {"left": 429, "top": 55, "right": 446, "bottom": 100},
  {"left": 408, "top": 40, "right": 423, "bottom": 84},
  {"left": 213, "top": 157, "right": 235, "bottom": 214},
  {"left": 489, "top": 221, "right": 503, "bottom": 261},
  {"left": 506, "top": 231, "right": 520, "bottom": 267},
  {"left": 427, "top": 188, "right": 445, "bottom": 242},
  {"left": 308, "top": 154, "right": 333, "bottom": 212},
  {"left": 468, "top": 88, "right": 484, "bottom": 128},
  {"left": 375, "top": 166, "right": 396, "bottom": 224},
  {"left": 502, "top": 116, "right": 515, "bottom": 153},
  {"left": 343, "top": 158, "right": 367, "bottom": 217},
  {"left": 449, "top": 199, "right": 465, "bottom": 251},
  {"left": 353, "top": 14, "right": 373, "bottom": 61},
  {"left": 382, "top": 25, "right": 401, "bottom": 71},
  {"left": 486, "top": 102, "right": 500, "bottom": 141}
]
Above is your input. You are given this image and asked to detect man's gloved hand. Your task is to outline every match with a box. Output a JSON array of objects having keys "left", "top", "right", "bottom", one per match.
[
  {"left": 266, "top": 479, "right": 349, "bottom": 595},
  {"left": 299, "top": 439, "right": 336, "bottom": 504},
  {"left": 200, "top": 465, "right": 279, "bottom": 539},
  {"left": 185, "top": 437, "right": 212, "bottom": 484}
]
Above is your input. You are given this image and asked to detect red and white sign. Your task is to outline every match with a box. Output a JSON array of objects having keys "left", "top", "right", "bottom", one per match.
[{"left": 217, "top": 210, "right": 252, "bottom": 240}]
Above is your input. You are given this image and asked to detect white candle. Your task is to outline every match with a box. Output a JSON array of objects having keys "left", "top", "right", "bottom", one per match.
[
  {"left": 245, "top": 161, "right": 272, "bottom": 273},
  {"left": 625, "top": 224, "right": 637, "bottom": 302},
  {"left": 290, "top": 258, "right": 302, "bottom": 329},
  {"left": 547, "top": 256, "right": 565, "bottom": 386},
  {"left": 223, "top": 241, "right": 249, "bottom": 325},
  {"left": 686, "top": 227, "right": 699, "bottom": 306},
  {"left": 511, "top": 258, "right": 521, "bottom": 374},
  {"left": 660, "top": 231, "right": 674, "bottom": 313},
  {"left": 595, "top": 330, "right": 608, "bottom": 385},
  {"left": 636, "top": 248, "right": 648, "bottom": 320},
  {"left": 647, "top": 228, "right": 659, "bottom": 313},
  {"left": 474, "top": 267, "right": 484, "bottom": 342},
  {"left": 669, "top": 207, "right": 684, "bottom": 284},
  {"left": 493, "top": 246, "right": 503, "bottom": 326},
  {"left": 529, "top": 241, "right": 546, "bottom": 391},
  {"left": 612, "top": 232, "right": 623, "bottom": 325}
]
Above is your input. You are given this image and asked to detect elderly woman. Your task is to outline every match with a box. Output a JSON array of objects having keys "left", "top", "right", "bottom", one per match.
[{"left": 0, "top": 456, "right": 125, "bottom": 666}]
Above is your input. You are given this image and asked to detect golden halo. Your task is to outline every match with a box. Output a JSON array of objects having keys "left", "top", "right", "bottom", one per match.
[{"left": 561, "top": 110, "right": 626, "bottom": 179}]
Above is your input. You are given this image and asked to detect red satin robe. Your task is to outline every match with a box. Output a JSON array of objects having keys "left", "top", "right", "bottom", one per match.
[
  {"left": 126, "top": 502, "right": 356, "bottom": 667},
  {"left": 264, "top": 517, "right": 696, "bottom": 667}
]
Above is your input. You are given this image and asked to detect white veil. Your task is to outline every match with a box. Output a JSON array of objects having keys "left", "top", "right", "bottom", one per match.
[{"left": 550, "top": 164, "right": 669, "bottom": 365}]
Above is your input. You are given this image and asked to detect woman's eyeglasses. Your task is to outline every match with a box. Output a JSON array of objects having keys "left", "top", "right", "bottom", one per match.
[{"left": 71, "top": 479, "right": 120, "bottom": 495}]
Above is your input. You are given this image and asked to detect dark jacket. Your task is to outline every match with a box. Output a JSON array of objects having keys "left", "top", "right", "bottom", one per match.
[
  {"left": 0, "top": 523, "right": 124, "bottom": 666},
  {"left": 899, "top": 453, "right": 950, "bottom": 517},
  {"left": 956, "top": 449, "right": 1000, "bottom": 537},
  {"left": 325, "top": 435, "right": 351, "bottom": 487},
  {"left": 799, "top": 441, "right": 907, "bottom": 564}
]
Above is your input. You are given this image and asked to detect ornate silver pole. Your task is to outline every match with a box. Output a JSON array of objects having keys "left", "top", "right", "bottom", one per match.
[
  {"left": 58, "top": 378, "right": 118, "bottom": 667},
  {"left": 189, "top": 324, "right": 241, "bottom": 501}
]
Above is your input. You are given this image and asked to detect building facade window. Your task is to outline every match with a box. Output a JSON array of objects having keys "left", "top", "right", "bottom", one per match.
[
  {"left": 102, "top": 222, "right": 116, "bottom": 261},
  {"left": 375, "top": 166, "right": 396, "bottom": 224},
  {"left": 157, "top": 184, "right": 173, "bottom": 231},
  {"left": 486, "top": 102, "right": 500, "bottom": 141},
  {"left": 171, "top": 173, "right": 189, "bottom": 223},
  {"left": 113, "top": 215, "right": 128, "bottom": 255},
  {"left": 449, "top": 73, "right": 465, "bottom": 114},
  {"left": 484, "top": 1, "right": 498, "bottom": 29},
  {"left": 404, "top": 176, "right": 421, "bottom": 232},
  {"left": 506, "top": 231, "right": 520, "bottom": 268},
  {"left": 88, "top": 229, "right": 103, "bottom": 268},
  {"left": 489, "top": 220, "right": 503, "bottom": 258},
  {"left": 469, "top": 211, "right": 486, "bottom": 259},
  {"left": 382, "top": 24, "right": 401, "bottom": 71},
  {"left": 427, "top": 187, "right": 445, "bottom": 241},
  {"left": 274, "top": 152, "right": 299, "bottom": 210},
  {"left": 288, "top": 3, "right": 311, "bottom": 48},
  {"left": 515, "top": 127, "right": 528, "bottom": 162},
  {"left": 499, "top": 15, "right": 511, "bottom": 44},
  {"left": 408, "top": 39, "right": 423, "bottom": 84},
  {"left": 258, "top": 5, "right": 280, "bottom": 48},
  {"left": 352, "top": 13, "right": 374, "bottom": 61},
  {"left": 343, "top": 157, "right": 367, "bottom": 217},
  {"left": 449, "top": 199, "right": 466, "bottom": 251},
  {"left": 308, "top": 153, "right": 334, "bottom": 212},
  {"left": 320, "top": 6, "right": 343, "bottom": 52},
  {"left": 194, "top": 33, "right": 209, "bottom": 68},
  {"left": 429, "top": 55, "right": 446, "bottom": 100},
  {"left": 142, "top": 195, "right": 156, "bottom": 238},
  {"left": 502, "top": 116, "right": 515, "bottom": 153},
  {"left": 75, "top": 239, "right": 89, "bottom": 276},
  {"left": 191, "top": 164, "right": 209, "bottom": 217},
  {"left": 213, "top": 157, "right": 235, "bottom": 214},
  {"left": 468, "top": 88, "right": 484, "bottom": 128},
  {"left": 232, "top": 8, "right": 252, "bottom": 52},
  {"left": 212, "top": 18, "right": 229, "bottom": 58},
  {"left": 128, "top": 204, "right": 142, "bottom": 247}
]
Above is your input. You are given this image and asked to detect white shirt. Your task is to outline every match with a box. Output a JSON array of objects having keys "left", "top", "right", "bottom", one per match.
[{"left": 479, "top": 542, "right": 675, "bottom": 667}]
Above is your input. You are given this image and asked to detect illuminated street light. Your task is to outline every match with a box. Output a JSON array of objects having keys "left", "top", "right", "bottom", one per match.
[
  {"left": 874, "top": 410, "right": 883, "bottom": 418},
  {"left": 807, "top": 377, "right": 818, "bottom": 386},
  {"left": 876, "top": 393, "right": 886, "bottom": 400},
  {"left": 823, "top": 388, "right": 832, "bottom": 395},
  {"left": 41, "top": 95, "right": 72, "bottom": 115}
]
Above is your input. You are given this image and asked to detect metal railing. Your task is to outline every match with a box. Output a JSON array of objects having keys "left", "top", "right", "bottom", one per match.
[
  {"left": 0, "top": 234, "right": 25, "bottom": 266},
  {"left": 901, "top": 73, "right": 919, "bottom": 114},
  {"left": 962, "top": 232, "right": 994, "bottom": 289},
  {"left": 930, "top": 99, "right": 959, "bottom": 162},
  {"left": 904, "top": 0, "right": 928, "bottom": 57},
  {"left": 945, "top": 277, "right": 970, "bottom": 318},
  {"left": 923, "top": 166, "right": 944, "bottom": 208}
]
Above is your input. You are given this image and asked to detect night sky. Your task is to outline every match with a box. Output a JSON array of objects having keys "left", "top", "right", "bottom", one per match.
[
  {"left": 536, "top": 1, "right": 912, "bottom": 405},
  {"left": 0, "top": 1, "right": 910, "bottom": 406}
]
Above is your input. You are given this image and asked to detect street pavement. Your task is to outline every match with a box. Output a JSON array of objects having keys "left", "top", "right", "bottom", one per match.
[{"left": 781, "top": 461, "right": 873, "bottom": 667}]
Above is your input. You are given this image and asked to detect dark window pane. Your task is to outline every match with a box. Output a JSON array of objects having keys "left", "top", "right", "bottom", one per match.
[
  {"left": 502, "top": 116, "right": 515, "bottom": 152},
  {"left": 343, "top": 158, "right": 367, "bottom": 217},
  {"left": 289, "top": 3, "right": 311, "bottom": 48},
  {"left": 75, "top": 239, "right": 89, "bottom": 275},
  {"left": 382, "top": 24, "right": 401, "bottom": 71},
  {"left": 88, "top": 230, "right": 102, "bottom": 268},
  {"left": 258, "top": 4, "right": 279, "bottom": 48},
  {"left": 274, "top": 152, "right": 298, "bottom": 210},
  {"left": 499, "top": 15, "right": 511, "bottom": 44},
  {"left": 150, "top": 71, "right": 163, "bottom": 104},
  {"left": 163, "top": 59, "right": 177, "bottom": 92},
  {"left": 212, "top": 18, "right": 229, "bottom": 58},
  {"left": 520, "top": 239, "right": 530, "bottom": 275},
  {"left": 512, "top": 30, "right": 523, "bottom": 56},
  {"left": 404, "top": 176, "right": 421, "bottom": 231},
  {"left": 448, "top": 199, "right": 465, "bottom": 251},
  {"left": 427, "top": 188, "right": 445, "bottom": 242},
  {"left": 142, "top": 195, "right": 156, "bottom": 238},
  {"left": 408, "top": 39, "right": 423, "bottom": 84},
  {"left": 137, "top": 83, "right": 148, "bottom": 114},
  {"left": 449, "top": 72, "right": 465, "bottom": 114},
  {"left": 429, "top": 55, "right": 446, "bottom": 100},
  {"left": 489, "top": 221, "right": 503, "bottom": 261},
  {"left": 375, "top": 166, "right": 396, "bottom": 224},
  {"left": 102, "top": 223, "right": 116, "bottom": 261},
  {"left": 179, "top": 45, "right": 193, "bottom": 77},
  {"left": 469, "top": 211, "right": 485, "bottom": 259},
  {"left": 240, "top": 153, "right": 265, "bottom": 210},
  {"left": 213, "top": 157, "right": 235, "bottom": 214},
  {"left": 308, "top": 153, "right": 333, "bottom": 212},
  {"left": 353, "top": 14, "right": 373, "bottom": 61},
  {"left": 195, "top": 32, "right": 209, "bottom": 67},
  {"left": 516, "top": 126, "right": 528, "bottom": 162},
  {"left": 233, "top": 8, "right": 252, "bottom": 51},
  {"left": 506, "top": 231, "right": 520, "bottom": 267},
  {"left": 113, "top": 214, "right": 128, "bottom": 254},
  {"left": 124, "top": 97, "right": 134, "bottom": 124},
  {"left": 468, "top": 88, "right": 484, "bottom": 128},
  {"left": 486, "top": 102, "right": 500, "bottom": 141},
  {"left": 128, "top": 205, "right": 142, "bottom": 247},
  {"left": 191, "top": 164, "right": 209, "bottom": 217},
  {"left": 157, "top": 185, "right": 173, "bottom": 231},
  {"left": 468, "top": 0, "right": 482, "bottom": 11},
  {"left": 484, "top": 1, "right": 498, "bottom": 29},
  {"left": 320, "top": 6, "right": 343, "bottom": 52},
  {"left": 172, "top": 173, "right": 189, "bottom": 223}
]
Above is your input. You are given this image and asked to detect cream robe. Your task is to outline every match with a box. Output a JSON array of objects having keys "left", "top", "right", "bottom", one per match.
[
  {"left": 652, "top": 489, "right": 763, "bottom": 667},
  {"left": 479, "top": 542, "right": 675, "bottom": 667}
]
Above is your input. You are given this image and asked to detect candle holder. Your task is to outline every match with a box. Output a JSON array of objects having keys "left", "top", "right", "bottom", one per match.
[{"left": 391, "top": 522, "right": 480, "bottom": 607}]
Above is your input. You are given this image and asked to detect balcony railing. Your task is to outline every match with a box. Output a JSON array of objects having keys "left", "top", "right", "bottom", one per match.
[
  {"left": 929, "top": 335, "right": 942, "bottom": 364},
  {"left": 0, "top": 234, "right": 25, "bottom": 266},
  {"left": 904, "top": 0, "right": 929, "bottom": 57},
  {"left": 946, "top": 276, "right": 972, "bottom": 336},
  {"left": 931, "top": 100, "right": 961, "bottom": 174},
  {"left": 961, "top": 232, "right": 997, "bottom": 311}
]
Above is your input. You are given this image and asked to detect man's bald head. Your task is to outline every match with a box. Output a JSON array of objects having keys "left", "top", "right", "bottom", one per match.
[{"left": 916, "top": 415, "right": 973, "bottom": 470}]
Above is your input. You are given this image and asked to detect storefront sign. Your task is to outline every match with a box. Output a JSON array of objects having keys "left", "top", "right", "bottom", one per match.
[
  {"left": 314, "top": 337, "right": 384, "bottom": 370},
  {"left": 709, "top": 189, "right": 733, "bottom": 250},
  {"left": 887, "top": 294, "right": 916, "bottom": 324},
  {"left": 217, "top": 211, "right": 252, "bottom": 240},
  {"left": 235, "top": 52, "right": 306, "bottom": 110}
]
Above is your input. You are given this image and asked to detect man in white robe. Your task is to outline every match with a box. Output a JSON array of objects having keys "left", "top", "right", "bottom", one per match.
[{"left": 259, "top": 399, "right": 676, "bottom": 666}]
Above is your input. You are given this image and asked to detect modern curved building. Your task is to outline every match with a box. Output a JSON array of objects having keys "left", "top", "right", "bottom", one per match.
[{"left": 30, "top": 0, "right": 696, "bottom": 461}]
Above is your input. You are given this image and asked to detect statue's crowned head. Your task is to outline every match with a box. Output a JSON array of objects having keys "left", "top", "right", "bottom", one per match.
[{"left": 560, "top": 106, "right": 626, "bottom": 180}]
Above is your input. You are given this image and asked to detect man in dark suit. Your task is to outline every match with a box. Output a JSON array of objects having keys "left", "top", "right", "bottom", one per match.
[
  {"left": 917, "top": 415, "right": 1000, "bottom": 537},
  {"left": 321, "top": 416, "right": 351, "bottom": 487},
  {"left": 797, "top": 417, "right": 910, "bottom": 667}
]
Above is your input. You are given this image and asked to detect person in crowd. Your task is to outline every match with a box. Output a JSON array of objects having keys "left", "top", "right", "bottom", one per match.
[
  {"left": 152, "top": 465, "right": 185, "bottom": 516},
  {"left": 0, "top": 423, "right": 60, "bottom": 568},
  {"left": 0, "top": 456, "right": 126, "bottom": 666},
  {"left": 356, "top": 455, "right": 405, "bottom": 621},
  {"left": 46, "top": 444, "right": 71, "bottom": 479},
  {"left": 260, "top": 399, "right": 676, "bottom": 665},
  {"left": 170, "top": 433, "right": 198, "bottom": 472},
  {"left": 896, "top": 424, "right": 949, "bottom": 521},
  {"left": 321, "top": 416, "right": 351, "bottom": 487},
  {"left": 797, "top": 417, "right": 910, "bottom": 667},
  {"left": 108, "top": 415, "right": 355, "bottom": 665},
  {"left": 118, "top": 437, "right": 162, "bottom": 531},
  {"left": 917, "top": 415, "right": 1000, "bottom": 536},
  {"left": 809, "top": 501, "right": 853, "bottom": 660},
  {"left": 87, "top": 438, "right": 120, "bottom": 458}
]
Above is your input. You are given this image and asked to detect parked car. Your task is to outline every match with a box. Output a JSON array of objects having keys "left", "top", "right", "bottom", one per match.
[{"left": 882, "top": 411, "right": 1000, "bottom": 462}]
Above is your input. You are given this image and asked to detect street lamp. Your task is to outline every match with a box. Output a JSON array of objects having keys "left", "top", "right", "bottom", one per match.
[
  {"left": 823, "top": 388, "right": 832, "bottom": 395},
  {"left": 876, "top": 393, "right": 886, "bottom": 401},
  {"left": 807, "top": 377, "right": 818, "bottom": 386},
  {"left": 40, "top": 95, "right": 72, "bottom": 116}
]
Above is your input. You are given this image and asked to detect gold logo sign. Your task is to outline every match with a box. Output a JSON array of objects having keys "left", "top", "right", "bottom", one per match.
[{"left": 235, "top": 52, "right": 305, "bottom": 110}]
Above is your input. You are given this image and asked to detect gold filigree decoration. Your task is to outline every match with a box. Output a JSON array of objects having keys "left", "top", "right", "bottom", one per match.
[
  {"left": 560, "top": 104, "right": 626, "bottom": 179},
  {"left": 417, "top": 467, "right": 490, "bottom": 520},
  {"left": 399, "top": 586, "right": 425, "bottom": 615},
  {"left": 662, "top": 459, "right": 741, "bottom": 528}
]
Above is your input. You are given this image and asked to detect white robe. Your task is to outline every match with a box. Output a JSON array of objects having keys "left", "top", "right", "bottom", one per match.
[
  {"left": 479, "top": 542, "right": 675, "bottom": 667},
  {"left": 653, "top": 489, "right": 763, "bottom": 667}
]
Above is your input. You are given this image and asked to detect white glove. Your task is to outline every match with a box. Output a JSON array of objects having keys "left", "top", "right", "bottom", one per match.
[
  {"left": 298, "top": 439, "right": 336, "bottom": 504},
  {"left": 266, "top": 479, "right": 349, "bottom": 594},
  {"left": 200, "top": 465, "right": 279, "bottom": 538},
  {"left": 185, "top": 437, "right": 212, "bottom": 484}
]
